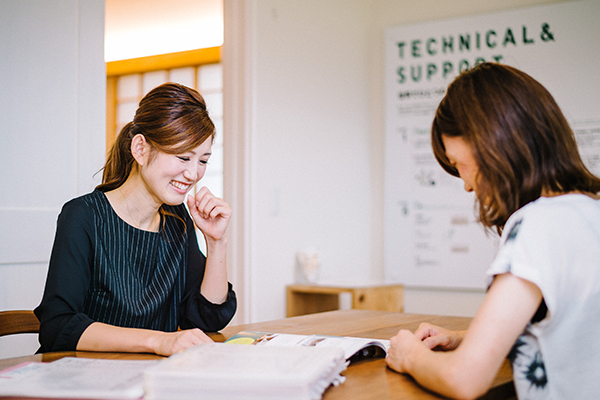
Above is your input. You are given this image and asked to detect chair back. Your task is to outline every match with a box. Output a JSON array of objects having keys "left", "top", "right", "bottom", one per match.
[{"left": 0, "top": 310, "right": 40, "bottom": 337}]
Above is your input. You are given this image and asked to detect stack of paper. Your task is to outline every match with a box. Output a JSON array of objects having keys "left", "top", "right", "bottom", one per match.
[
  {"left": 144, "top": 342, "right": 348, "bottom": 400},
  {"left": 0, "top": 358, "right": 158, "bottom": 399}
]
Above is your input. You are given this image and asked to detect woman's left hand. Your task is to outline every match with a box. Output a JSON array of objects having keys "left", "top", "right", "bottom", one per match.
[
  {"left": 386, "top": 329, "right": 428, "bottom": 374},
  {"left": 187, "top": 186, "right": 231, "bottom": 242}
]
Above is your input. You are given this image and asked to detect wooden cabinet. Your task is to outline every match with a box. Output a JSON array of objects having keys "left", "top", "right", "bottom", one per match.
[{"left": 286, "top": 284, "right": 404, "bottom": 317}]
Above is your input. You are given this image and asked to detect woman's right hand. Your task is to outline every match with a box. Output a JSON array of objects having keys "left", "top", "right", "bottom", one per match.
[
  {"left": 187, "top": 187, "right": 232, "bottom": 243},
  {"left": 414, "top": 323, "right": 464, "bottom": 351},
  {"left": 151, "top": 328, "right": 213, "bottom": 356}
]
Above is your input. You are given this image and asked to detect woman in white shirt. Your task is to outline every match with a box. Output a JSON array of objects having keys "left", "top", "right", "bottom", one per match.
[{"left": 385, "top": 62, "right": 600, "bottom": 399}]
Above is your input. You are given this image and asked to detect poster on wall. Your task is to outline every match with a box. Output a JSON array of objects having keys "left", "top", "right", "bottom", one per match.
[{"left": 384, "top": 0, "right": 600, "bottom": 289}]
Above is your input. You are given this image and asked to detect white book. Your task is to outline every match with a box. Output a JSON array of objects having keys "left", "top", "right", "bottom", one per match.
[{"left": 143, "top": 342, "right": 348, "bottom": 400}]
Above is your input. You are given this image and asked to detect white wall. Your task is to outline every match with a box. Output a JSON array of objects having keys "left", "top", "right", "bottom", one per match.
[
  {"left": 225, "top": 0, "right": 377, "bottom": 324},
  {"left": 224, "top": 0, "right": 573, "bottom": 323},
  {"left": 0, "top": 0, "right": 105, "bottom": 358},
  {"left": 250, "top": 0, "right": 379, "bottom": 323}
]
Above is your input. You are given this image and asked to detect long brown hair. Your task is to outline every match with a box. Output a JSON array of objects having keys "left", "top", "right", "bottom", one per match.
[
  {"left": 97, "top": 82, "right": 215, "bottom": 192},
  {"left": 432, "top": 62, "right": 600, "bottom": 234}
]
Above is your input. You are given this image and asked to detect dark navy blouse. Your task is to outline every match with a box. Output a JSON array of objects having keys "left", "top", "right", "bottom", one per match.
[{"left": 35, "top": 189, "right": 236, "bottom": 352}]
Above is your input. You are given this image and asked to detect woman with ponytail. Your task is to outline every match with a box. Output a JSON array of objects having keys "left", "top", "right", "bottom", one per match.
[{"left": 35, "top": 83, "right": 236, "bottom": 356}]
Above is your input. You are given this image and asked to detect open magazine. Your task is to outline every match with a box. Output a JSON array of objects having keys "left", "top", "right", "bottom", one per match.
[{"left": 226, "top": 331, "right": 390, "bottom": 362}]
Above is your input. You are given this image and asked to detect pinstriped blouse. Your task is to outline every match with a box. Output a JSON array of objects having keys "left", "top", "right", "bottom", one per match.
[{"left": 35, "top": 189, "right": 236, "bottom": 352}]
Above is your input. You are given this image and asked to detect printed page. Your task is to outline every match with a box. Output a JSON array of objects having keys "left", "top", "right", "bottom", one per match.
[
  {"left": 226, "top": 331, "right": 390, "bottom": 360},
  {"left": 0, "top": 357, "right": 159, "bottom": 399}
]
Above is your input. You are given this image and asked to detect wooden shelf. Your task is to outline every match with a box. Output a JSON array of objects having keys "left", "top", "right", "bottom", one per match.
[{"left": 286, "top": 284, "right": 404, "bottom": 317}]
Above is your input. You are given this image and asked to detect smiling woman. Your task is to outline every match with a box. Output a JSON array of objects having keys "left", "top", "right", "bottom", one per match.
[
  {"left": 107, "top": 61, "right": 225, "bottom": 210},
  {"left": 34, "top": 83, "right": 237, "bottom": 357}
]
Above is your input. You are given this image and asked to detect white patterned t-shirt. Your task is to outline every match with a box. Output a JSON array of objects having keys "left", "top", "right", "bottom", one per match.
[{"left": 486, "top": 194, "right": 600, "bottom": 400}]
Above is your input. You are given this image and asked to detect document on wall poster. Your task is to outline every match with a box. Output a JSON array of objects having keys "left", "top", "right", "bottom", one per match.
[
  {"left": 385, "top": 112, "right": 500, "bottom": 289},
  {"left": 573, "top": 119, "right": 600, "bottom": 178},
  {"left": 384, "top": 0, "right": 600, "bottom": 289}
]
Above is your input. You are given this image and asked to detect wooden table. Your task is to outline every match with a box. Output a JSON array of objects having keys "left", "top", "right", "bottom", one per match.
[{"left": 0, "top": 310, "right": 515, "bottom": 400}]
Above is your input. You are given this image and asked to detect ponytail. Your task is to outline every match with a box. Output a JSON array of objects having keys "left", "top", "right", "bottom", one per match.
[{"left": 96, "top": 122, "right": 137, "bottom": 192}]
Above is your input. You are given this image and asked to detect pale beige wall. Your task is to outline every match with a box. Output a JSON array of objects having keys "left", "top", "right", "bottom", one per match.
[{"left": 0, "top": 0, "right": 106, "bottom": 357}]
